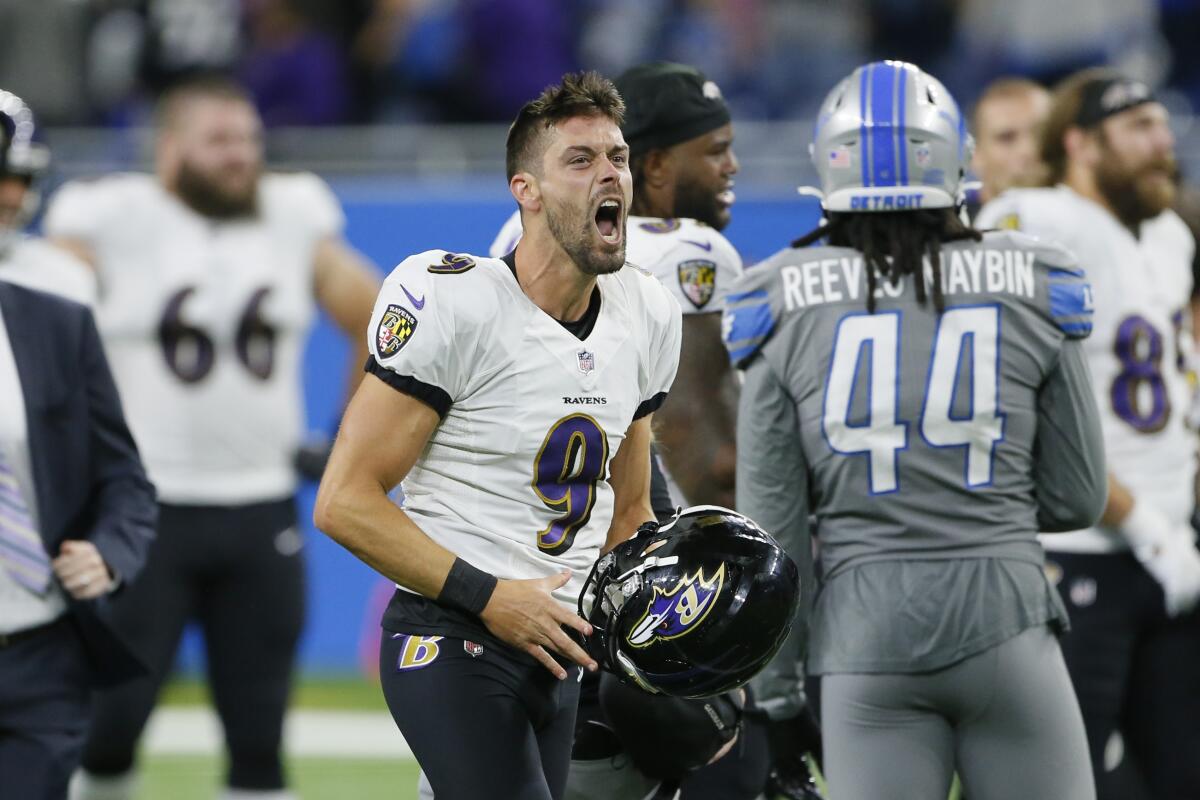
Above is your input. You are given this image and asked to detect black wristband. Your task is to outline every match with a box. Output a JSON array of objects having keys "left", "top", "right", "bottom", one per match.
[{"left": 438, "top": 557, "right": 498, "bottom": 617}]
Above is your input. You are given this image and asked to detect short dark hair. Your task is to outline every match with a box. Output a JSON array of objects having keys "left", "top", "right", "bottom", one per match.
[
  {"left": 1039, "top": 67, "right": 1123, "bottom": 186},
  {"left": 155, "top": 74, "right": 255, "bottom": 131},
  {"left": 505, "top": 71, "right": 625, "bottom": 180},
  {"left": 970, "top": 77, "right": 1048, "bottom": 134}
]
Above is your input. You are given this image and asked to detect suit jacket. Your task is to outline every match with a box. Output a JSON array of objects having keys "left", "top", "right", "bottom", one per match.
[{"left": 0, "top": 281, "right": 157, "bottom": 687}]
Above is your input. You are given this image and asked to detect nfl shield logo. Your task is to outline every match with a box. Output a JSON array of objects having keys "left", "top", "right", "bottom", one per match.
[
  {"left": 677, "top": 259, "right": 717, "bottom": 310},
  {"left": 463, "top": 640, "right": 484, "bottom": 658},
  {"left": 577, "top": 350, "right": 595, "bottom": 374}
]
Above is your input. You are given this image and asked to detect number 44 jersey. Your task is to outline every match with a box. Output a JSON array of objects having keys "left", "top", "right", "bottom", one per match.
[
  {"left": 978, "top": 186, "right": 1197, "bottom": 551},
  {"left": 367, "top": 251, "right": 681, "bottom": 609},
  {"left": 43, "top": 172, "right": 344, "bottom": 505},
  {"left": 724, "top": 230, "right": 1103, "bottom": 577}
]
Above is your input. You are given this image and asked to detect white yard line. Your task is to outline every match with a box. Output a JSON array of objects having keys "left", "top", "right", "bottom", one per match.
[{"left": 144, "top": 708, "right": 414, "bottom": 759}]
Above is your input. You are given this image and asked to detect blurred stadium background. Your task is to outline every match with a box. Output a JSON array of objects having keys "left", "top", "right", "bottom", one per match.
[{"left": 6, "top": 0, "right": 1200, "bottom": 797}]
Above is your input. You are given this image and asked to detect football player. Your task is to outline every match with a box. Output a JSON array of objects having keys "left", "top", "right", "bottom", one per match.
[
  {"left": 491, "top": 61, "right": 741, "bottom": 512},
  {"left": 728, "top": 61, "right": 1104, "bottom": 800},
  {"left": 494, "top": 63, "right": 785, "bottom": 800},
  {"left": 314, "top": 72, "right": 681, "bottom": 800},
  {"left": 978, "top": 69, "right": 1200, "bottom": 800},
  {"left": 0, "top": 90, "right": 94, "bottom": 306},
  {"left": 967, "top": 77, "right": 1051, "bottom": 215},
  {"left": 49, "top": 76, "right": 381, "bottom": 800}
]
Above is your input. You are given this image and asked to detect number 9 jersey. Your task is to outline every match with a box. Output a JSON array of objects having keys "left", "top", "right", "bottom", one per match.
[
  {"left": 43, "top": 172, "right": 344, "bottom": 504},
  {"left": 366, "top": 251, "right": 681, "bottom": 609},
  {"left": 978, "top": 186, "right": 1196, "bottom": 551}
]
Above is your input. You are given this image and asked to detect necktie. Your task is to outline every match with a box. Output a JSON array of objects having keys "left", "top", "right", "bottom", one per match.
[{"left": 0, "top": 447, "right": 50, "bottom": 594}]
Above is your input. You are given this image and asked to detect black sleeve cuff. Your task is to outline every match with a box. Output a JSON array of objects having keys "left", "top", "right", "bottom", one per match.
[
  {"left": 633, "top": 391, "right": 668, "bottom": 420},
  {"left": 364, "top": 355, "right": 452, "bottom": 418}
]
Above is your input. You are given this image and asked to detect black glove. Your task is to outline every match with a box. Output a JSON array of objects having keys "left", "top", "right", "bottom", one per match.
[
  {"left": 294, "top": 435, "right": 334, "bottom": 481},
  {"left": 764, "top": 707, "right": 825, "bottom": 800}
]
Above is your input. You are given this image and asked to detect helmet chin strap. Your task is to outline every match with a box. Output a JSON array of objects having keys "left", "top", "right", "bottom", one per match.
[{"left": 616, "top": 554, "right": 679, "bottom": 582}]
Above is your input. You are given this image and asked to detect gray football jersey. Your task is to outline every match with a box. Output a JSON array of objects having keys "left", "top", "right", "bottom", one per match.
[{"left": 725, "top": 231, "right": 1106, "bottom": 695}]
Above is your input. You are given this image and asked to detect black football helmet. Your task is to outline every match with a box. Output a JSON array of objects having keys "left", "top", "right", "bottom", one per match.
[{"left": 578, "top": 505, "right": 800, "bottom": 699}]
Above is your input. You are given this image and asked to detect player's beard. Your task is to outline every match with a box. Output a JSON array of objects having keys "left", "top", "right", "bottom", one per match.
[
  {"left": 175, "top": 160, "right": 260, "bottom": 220},
  {"left": 1095, "top": 141, "right": 1178, "bottom": 230},
  {"left": 545, "top": 196, "right": 625, "bottom": 276},
  {"left": 673, "top": 172, "right": 731, "bottom": 231}
]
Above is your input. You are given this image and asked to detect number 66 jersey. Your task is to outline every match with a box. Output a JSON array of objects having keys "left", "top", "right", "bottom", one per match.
[
  {"left": 43, "top": 172, "right": 343, "bottom": 505},
  {"left": 978, "top": 186, "right": 1197, "bottom": 551},
  {"left": 367, "top": 250, "right": 681, "bottom": 610}
]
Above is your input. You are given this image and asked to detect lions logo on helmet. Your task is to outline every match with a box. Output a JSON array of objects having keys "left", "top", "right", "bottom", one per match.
[
  {"left": 809, "top": 60, "right": 972, "bottom": 213},
  {"left": 627, "top": 564, "right": 725, "bottom": 648}
]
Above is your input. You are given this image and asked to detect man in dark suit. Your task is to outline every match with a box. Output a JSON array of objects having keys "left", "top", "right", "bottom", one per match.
[{"left": 0, "top": 90, "right": 156, "bottom": 800}]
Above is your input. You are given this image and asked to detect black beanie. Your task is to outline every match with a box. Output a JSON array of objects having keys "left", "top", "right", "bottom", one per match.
[{"left": 615, "top": 62, "right": 732, "bottom": 157}]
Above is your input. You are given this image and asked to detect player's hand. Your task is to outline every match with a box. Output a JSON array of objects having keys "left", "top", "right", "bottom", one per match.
[
  {"left": 479, "top": 569, "right": 599, "bottom": 679},
  {"left": 765, "top": 706, "right": 826, "bottom": 800},
  {"left": 52, "top": 540, "right": 115, "bottom": 600},
  {"left": 1124, "top": 503, "right": 1200, "bottom": 617},
  {"left": 1140, "top": 525, "right": 1200, "bottom": 618}
]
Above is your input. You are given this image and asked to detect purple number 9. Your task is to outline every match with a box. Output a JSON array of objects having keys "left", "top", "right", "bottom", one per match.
[
  {"left": 532, "top": 414, "right": 610, "bottom": 555},
  {"left": 1111, "top": 314, "right": 1171, "bottom": 433}
]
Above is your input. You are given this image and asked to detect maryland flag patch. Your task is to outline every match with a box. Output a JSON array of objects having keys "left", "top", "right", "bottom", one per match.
[
  {"left": 677, "top": 259, "right": 717, "bottom": 310},
  {"left": 376, "top": 303, "right": 418, "bottom": 357}
]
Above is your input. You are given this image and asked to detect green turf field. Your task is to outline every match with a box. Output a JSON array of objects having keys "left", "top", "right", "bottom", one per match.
[
  {"left": 146, "top": 676, "right": 419, "bottom": 799},
  {"left": 159, "top": 675, "right": 387, "bottom": 710},
  {"left": 140, "top": 756, "right": 420, "bottom": 800}
]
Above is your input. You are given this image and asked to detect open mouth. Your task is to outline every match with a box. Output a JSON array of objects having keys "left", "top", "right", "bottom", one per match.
[
  {"left": 594, "top": 198, "right": 622, "bottom": 244},
  {"left": 716, "top": 186, "right": 736, "bottom": 208}
]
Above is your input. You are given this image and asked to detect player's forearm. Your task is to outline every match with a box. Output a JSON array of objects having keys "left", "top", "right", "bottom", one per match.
[
  {"left": 1032, "top": 339, "right": 1107, "bottom": 531},
  {"left": 1100, "top": 474, "right": 1136, "bottom": 527},
  {"left": 658, "top": 428, "right": 736, "bottom": 508},
  {"left": 603, "top": 503, "right": 655, "bottom": 553},
  {"left": 314, "top": 477, "right": 457, "bottom": 599}
]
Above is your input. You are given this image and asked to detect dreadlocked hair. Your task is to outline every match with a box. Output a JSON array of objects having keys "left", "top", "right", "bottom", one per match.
[{"left": 791, "top": 209, "right": 982, "bottom": 314}]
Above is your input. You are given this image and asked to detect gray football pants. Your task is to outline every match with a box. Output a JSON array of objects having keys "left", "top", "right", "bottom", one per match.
[{"left": 821, "top": 625, "right": 1095, "bottom": 800}]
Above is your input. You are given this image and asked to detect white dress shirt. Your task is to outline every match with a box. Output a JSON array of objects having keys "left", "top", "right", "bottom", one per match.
[{"left": 0, "top": 300, "right": 66, "bottom": 633}]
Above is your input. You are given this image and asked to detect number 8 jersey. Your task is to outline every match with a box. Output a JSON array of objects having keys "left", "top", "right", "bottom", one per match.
[
  {"left": 367, "top": 250, "right": 681, "bottom": 609},
  {"left": 978, "top": 186, "right": 1196, "bottom": 551},
  {"left": 43, "top": 172, "right": 344, "bottom": 504}
]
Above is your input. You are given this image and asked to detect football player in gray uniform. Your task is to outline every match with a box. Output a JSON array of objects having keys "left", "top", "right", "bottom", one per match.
[{"left": 725, "top": 61, "right": 1105, "bottom": 800}]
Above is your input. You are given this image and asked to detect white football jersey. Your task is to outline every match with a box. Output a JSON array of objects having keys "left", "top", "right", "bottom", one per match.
[
  {"left": 0, "top": 236, "right": 96, "bottom": 306},
  {"left": 43, "top": 172, "right": 344, "bottom": 504},
  {"left": 490, "top": 209, "right": 743, "bottom": 314},
  {"left": 978, "top": 185, "right": 1197, "bottom": 552},
  {"left": 368, "top": 249, "right": 682, "bottom": 608},
  {"left": 490, "top": 210, "right": 742, "bottom": 507}
]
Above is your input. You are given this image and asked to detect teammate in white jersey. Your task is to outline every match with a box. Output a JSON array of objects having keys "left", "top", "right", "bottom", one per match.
[
  {"left": 978, "top": 69, "right": 1200, "bottom": 800},
  {"left": 47, "top": 77, "right": 381, "bottom": 800},
  {"left": 315, "top": 72, "right": 681, "bottom": 800}
]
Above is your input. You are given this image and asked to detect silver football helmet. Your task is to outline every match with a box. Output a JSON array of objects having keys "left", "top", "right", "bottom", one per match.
[
  {"left": 810, "top": 61, "right": 972, "bottom": 213},
  {"left": 0, "top": 90, "right": 50, "bottom": 255}
]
